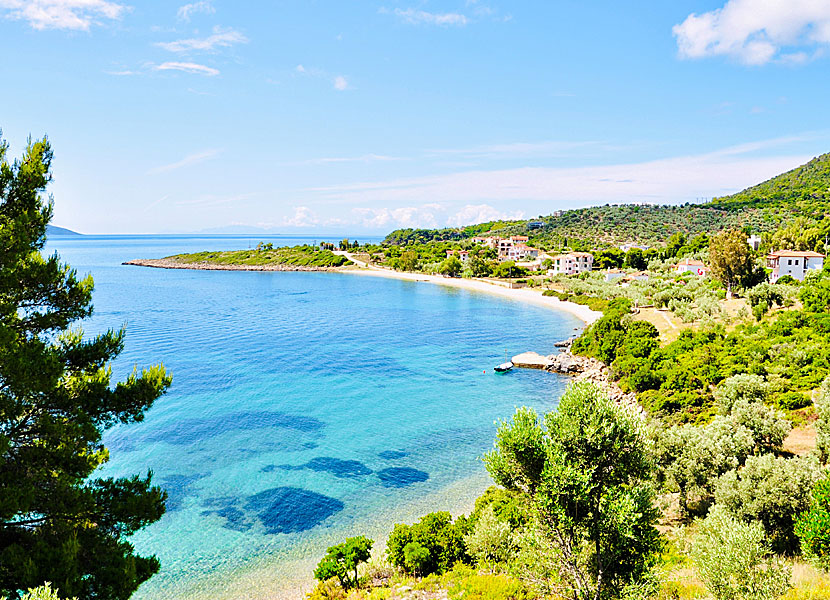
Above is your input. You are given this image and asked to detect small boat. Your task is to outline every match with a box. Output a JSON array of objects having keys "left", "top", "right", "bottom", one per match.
[{"left": 494, "top": 361, "right": 514, "bottom": 373}]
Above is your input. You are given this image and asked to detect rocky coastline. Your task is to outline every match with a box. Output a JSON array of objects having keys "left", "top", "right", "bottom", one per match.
[
  {"left": 511, "top": 349, "right": 644, "bottom": 416},
  {"left": 123, "top": 259, "right": 346, "bottom": 272}
]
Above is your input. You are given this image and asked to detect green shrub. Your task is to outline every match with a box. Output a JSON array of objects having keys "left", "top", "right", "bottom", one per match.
[
  {"left": 446, "top": 567, "right": 535, "bottom": 600},
  {"left": 464, "top": 506, "right": 515, "bottom": 568},
  {"left": 1, "top": 585, "right": 78, "bottom": 600},
  {"left": 692, "top": 506, "right": 791, "bottom": 600},
  {"left": 796, "top": 472, "right": 830, "bottom": 572},
  {"left": 386, "top": 512, "right": 470, "bottom": 575},
  {"left": 777, "top": 391, "right": 812, "bottom": 410},
  {"left": 469, "top": 487, "right": 528, "bottom": 529},
  {"left": 313, "top": 536, "right": 373, "bottom": 590}
]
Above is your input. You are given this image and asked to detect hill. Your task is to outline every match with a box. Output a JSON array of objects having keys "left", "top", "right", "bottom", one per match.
[
  {"left": 711, "top": 152, "right": 830, "bottom": 215},
  {"left": 383, "top": 153, "right": 830, "bottom": 250},
  {"left": 47, "top": 224, "right": 81, "bottom": 236}
]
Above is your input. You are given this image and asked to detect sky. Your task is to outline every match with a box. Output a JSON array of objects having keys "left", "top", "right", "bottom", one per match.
[{"left": 2, "top": 0, "right": 830, "bottom": 234}]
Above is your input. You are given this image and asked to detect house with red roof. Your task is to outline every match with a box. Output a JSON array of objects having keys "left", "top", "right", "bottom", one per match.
[{"left": 674, "top": 258, "right": 710, "bottom": 277}]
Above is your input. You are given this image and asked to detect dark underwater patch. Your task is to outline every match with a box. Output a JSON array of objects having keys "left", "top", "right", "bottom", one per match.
[
  {"left": 376, "top": 467, "right": 429, "bottom": 488},
  {"left": 160, "top": 473, "right": 208, "bottom": 512},
  {"left": 378, "top": 450, "right": 408, "bottom": 460},
  {"left": 200, "top": 497, "right": 253, "bottom": 532},
  {"left": 244, "top": 486, "right": 344, "bottom": 534},
  {"left": 147, "top": 410, "right": 325, "bottom": 446},
  {"left": 274, "top": 457, "right": 372, "bottom": 478}
]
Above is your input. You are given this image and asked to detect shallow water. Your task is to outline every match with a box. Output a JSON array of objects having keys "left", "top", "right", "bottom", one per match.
[{"left": 48, "top": 234, "right": 582, "bottom": 598}]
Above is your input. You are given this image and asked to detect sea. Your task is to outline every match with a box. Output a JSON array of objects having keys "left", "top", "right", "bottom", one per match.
[{"left": 45, "top": 234, "right": 583, "bottom": 599}]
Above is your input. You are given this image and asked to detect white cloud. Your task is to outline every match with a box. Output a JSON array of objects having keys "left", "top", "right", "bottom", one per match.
[
  {"left": 282, "top": 206, "right": 319, "bottom": 228},
  {"left": 301, "top": 154, "right": 401, "bottom": 165},
  {"left": 149, "top": 149, "right": 221, "bottom": 174},
  {"left": 301, "top": 138, "right": 817, "bottom": 210},
  {"left": 333, "top": 75, "right": 349, "bottom": 91},
  {"left": 177, "top": 0, "right": 213, "bottom": 21},
  {"left": 0, "top": 0, "right": 127, "bottom": 31},
  {"left": 353, "top": 204, "right": 444, "bottom": 229},
  {"left": 156, "top": 26, "right": 248, "bottom": 53},
  {"left": 673, "top": 0, "right": 830, "bottom": 65},
  {"left": 153, "top": 61, "right": 219, "bottom": 76},
  {"left": 430, "top": 140, "right": 603, "bottom": 159},
  {"left": 447, "top": 204, "right": 525, "bottom": 227},
  {"left": 387, "top": 7, "right": 468, "bottom": 26},
  {"left": 295, "top": 64, "right": 306, "bottom": 73}
]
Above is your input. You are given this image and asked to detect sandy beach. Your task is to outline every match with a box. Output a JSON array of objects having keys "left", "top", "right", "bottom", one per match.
[
  {"left": 342, "top": 267, "right": 601, "bottom": 325},
  {"left": 125, "top": 256, "right": 602, "bottom": 326}
]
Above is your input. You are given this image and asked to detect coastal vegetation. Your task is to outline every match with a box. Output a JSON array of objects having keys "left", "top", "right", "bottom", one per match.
[
  {"left": 0, "top": 135, "right": 170, "bottom": 599},
  {"left": 163, "top": 244, "right": 352, "bottom": 268},
  {"left": 304, "top": 156, "right": 830, "bottom": 600}
]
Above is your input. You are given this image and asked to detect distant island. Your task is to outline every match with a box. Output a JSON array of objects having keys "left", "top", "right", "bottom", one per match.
[
  {"left": 124, "top": 243, "right": 353, "bottom": 272},
  {"left": 47, "top": 224, "right": 81, "bottom": 236}
]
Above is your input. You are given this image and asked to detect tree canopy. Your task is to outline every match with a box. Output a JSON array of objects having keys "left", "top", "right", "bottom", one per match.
[
  {"left": 0, "top": 134, "right": 171, "bottom": 599},
  {"left": 484, "top": 382, "right": 662, "bottom": 600}
]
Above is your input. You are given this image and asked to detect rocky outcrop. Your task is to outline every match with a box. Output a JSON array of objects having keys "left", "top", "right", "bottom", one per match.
[
  {"left": 545, "top": 351, "right": 645, "bottom": 417},
  {"left": 511, "top": 351, "right": 554, "bottom": 369}
]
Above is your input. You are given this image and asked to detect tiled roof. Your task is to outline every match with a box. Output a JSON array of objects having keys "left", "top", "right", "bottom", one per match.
[{"left": 768, "top": 250, "right": 825, "bottom": 258}]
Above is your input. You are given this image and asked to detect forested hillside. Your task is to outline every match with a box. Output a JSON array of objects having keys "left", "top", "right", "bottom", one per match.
[{"left": 384, "top": 153, "right": 830, "bottom": 249}]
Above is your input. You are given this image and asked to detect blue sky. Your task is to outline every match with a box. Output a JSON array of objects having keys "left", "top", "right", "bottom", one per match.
[{"left": 2, "top": 0, "right": 830, "bottom": 234}]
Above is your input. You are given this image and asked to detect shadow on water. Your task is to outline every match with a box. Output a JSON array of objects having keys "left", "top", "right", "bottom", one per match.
[
  {"left": 201, "top": 487, "right": 345, "bottom": 534},
  {"left": 376, "top": 467, "right": 429, "bottom": 488},
  {"left": 270, "top": 456, "right": 373, "bottom": 478}
]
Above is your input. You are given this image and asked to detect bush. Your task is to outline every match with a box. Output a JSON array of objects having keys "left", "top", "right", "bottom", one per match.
[
  {"left": 815, "top": 378, "right": 830, "bottom": 465},
  {"left": 469, "top": 487, "right": 528, "bottom": 529},
  {"left": 3, "top": 585, "right": 78, "bottom": 600},
  {"left": 729, "top": 399, "right": 791, "bottom": 454},
  {"left": 386, "top": 512, "right": 470, "bottom": 575},
  {"left": 796, "top": 471, "right": 830, "bottom": 572},
  {"left": 313, "top": 536, "right": 373, "bottom": 590},
  {"left": 714, "top": 374, "right": 772, "bottom": 414},
  {"left": 464, "top": 506, "right": 515, "bottom": 568},
  {"left": 691, "top": 506, "right": 791, "bottom": 600},
  {"left": 777, "top": 391, "right": 812, "bottom": 410},
  {"left": 714, "top": 454, "right": 821, "bottom": 554}
]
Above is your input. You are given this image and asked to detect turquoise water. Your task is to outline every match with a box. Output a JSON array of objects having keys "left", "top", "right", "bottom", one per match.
[{"left": 47, "top": 235, "right": 582, "bottom": 599}]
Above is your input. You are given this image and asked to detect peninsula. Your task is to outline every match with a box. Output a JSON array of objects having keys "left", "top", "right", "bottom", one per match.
[{"left": 124, "top": 244, "right": 352, "bottom": 272}]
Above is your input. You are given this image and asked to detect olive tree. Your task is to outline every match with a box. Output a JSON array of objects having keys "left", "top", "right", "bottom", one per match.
[
  {"left": 692, "top": 506, "right": 791, "bottom": 600},
  {"left": 484, "top": 382, "right": 662, "bottom": 600},
  {"left": 715, "top": 454, "right": 821, "bottom": 554},
  {"left": 655, "top": 417, "right": 753, "bottom": 518},
  {"left": 814, "top": 377, "right": 830, "bottom": 465}
]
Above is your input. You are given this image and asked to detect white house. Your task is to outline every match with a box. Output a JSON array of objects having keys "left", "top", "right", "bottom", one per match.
[
  {"left": 550, "top": 252, "right": 594, "bottom": 275},
  {"left": 445, "top": 249, "right": 469, "bottom": 262},
  {"left": 674, "top": 258, "right": 710, "bottom": 277},
  {"left": 604, "top": 269, "right": 625, "bottom": 282},
  {"left": 619, "top": 243, "right": 649, "bottom": 253},
  {"left": 747, "top": 235, "right": 762, "bottom": 251},
  {"left": 767, "top": 250, "right": 824, "bottom": 282}
]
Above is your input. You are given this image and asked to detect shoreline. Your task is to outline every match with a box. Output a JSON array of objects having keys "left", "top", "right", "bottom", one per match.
[
  {"left": 123, "top": 258, "right": 344, "bottom": 272},
  {"left": 337, "top": 265, "right": 602, "bottom": 325},
  {"left": 125, "top": 258, "right": 602, "bottom": 325}
]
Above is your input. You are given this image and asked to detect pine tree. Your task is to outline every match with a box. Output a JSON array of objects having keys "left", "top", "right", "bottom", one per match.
[{"left": 0, "top": 133, "right": 171, "bottom": 599}]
